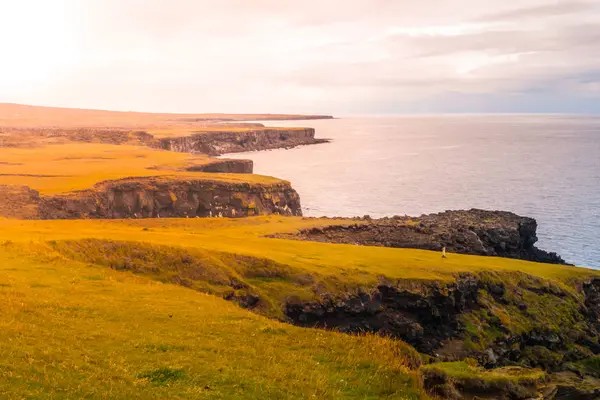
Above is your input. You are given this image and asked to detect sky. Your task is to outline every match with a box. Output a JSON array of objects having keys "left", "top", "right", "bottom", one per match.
[{"left": 1, "top": 0, "right": 599, "bottom": 114}]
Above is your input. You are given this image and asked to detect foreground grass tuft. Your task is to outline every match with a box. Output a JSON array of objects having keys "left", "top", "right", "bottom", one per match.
[
  {"left": 138, "top": 367, "right": 186, "bottom": 386},
  {"left": 421, "top": 361, "right": 545, "bottom": 398}
]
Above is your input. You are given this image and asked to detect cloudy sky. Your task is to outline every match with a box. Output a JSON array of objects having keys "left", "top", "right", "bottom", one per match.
[{"left": 1, "top": 0, "right": 599, "bottom": 114}]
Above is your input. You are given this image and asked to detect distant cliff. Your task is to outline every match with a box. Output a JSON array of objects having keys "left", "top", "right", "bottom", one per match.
[
  {"left": 185, "top": 159, "right": 254, "bottom": 173},
  {"left": 158, "top": 128, "right": 329, "bottom": 156}
]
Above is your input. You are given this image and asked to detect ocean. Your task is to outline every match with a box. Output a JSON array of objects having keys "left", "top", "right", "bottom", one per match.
[{"left": 225, "top": 115, "right": 600, "bottom": 268}]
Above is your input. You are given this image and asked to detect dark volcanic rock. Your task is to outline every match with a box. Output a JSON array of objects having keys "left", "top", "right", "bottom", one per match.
[
  {"left": 0, "top": 177, "right": 302, "bottom": 219},
  {"left": 285, "top": 273, "right": 600, "bottom": 374},
  {"left": 38, "top": 178, "right": 302, "bottom": 219},
  {"left": 186, "top": 159, "right": 254, "bottom": 174},
  {"left": 286, "top": 274, "right": 481, "bottom": 354},
  {"left": 279, "top": 209, "right": 567, "bottom": 264},
  {"left": 583, "top": 278, "right": 600, "bottom": 331}
]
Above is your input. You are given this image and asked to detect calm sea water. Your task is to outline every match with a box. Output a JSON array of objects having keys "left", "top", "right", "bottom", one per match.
[{"left": 226, "top": 116, "right": 600, "bottom": 268}]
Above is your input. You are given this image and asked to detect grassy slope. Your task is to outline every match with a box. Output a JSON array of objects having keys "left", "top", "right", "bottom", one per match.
[
  {"left": 0, "top": 143, "right": 282, "bottom": 194},
  {"left": 0, "top": 244, "right": 423, "bottom": 399},
  {"left": 1, "top": 218, "right": 597, "bottom": 398}
]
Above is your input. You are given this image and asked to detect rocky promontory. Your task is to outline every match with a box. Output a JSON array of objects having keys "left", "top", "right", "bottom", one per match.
[{"left": 276, "top": 209, "right": 566, "bottom": 264}]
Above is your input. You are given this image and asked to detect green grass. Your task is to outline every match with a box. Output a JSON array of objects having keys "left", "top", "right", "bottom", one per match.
[
  {"left": 138, "top": 367, "right": 186, "bottom": 386},
  {"left": 422, "top": 361, "right": 545, "bottom": 383},
  {"left": 566, "top": 356, "right": 600, "bottom": 378},
  {"left": 421, "top": 361, "right": 545, "bottom": 398},
  {"left": 1, "top": 217, "right": 599, "bottom": 398},
  {"left": 0, "top": 243, "right": 425, "bottom": 399}
]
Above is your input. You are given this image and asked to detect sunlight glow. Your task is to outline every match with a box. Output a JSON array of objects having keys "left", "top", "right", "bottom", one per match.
[{"left": 0, "top": 1, "right": 78, "bottom": 89}]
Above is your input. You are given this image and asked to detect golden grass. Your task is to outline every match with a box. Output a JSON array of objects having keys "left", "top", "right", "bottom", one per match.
[
  {"left": 1, "top": 217, "right": 596, "bottom": 285},
  {"left": 1, "top": 216, "right": 594, "bottom": 398},
  {"left": 0, "top": 243, "right": 424, "bottom": 399},
  {"left": 420, "top": 361, "right": 545, "bottom": 397},
  {"left": 0, "top": 143, "right": 282, "bottom": 194}
]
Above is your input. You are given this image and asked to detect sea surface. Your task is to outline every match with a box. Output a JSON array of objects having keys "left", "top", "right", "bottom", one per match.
[{"left": 225, "top": 116, "right": 600, "bottom": 268}]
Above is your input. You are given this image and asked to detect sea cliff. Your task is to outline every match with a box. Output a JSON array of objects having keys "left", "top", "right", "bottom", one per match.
[
  {"left": 158, "top": 128, "right": 329, "bottom": 156},
  {"left": 0, "top": 178, "right": 302, "bottom": 219}
]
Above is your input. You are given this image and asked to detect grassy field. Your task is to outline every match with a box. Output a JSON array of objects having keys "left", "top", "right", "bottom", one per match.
[
  {"left": 0, "top": 143, "right": 283, "bottom": 194},
  {"left": 0, "top": 242, "right": 424, "bottom": 399},
  {"left": 2, "top": 218, "right": 597, "bottom": 398}
]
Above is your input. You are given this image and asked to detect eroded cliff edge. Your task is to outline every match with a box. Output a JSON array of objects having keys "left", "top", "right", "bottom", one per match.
[
  {"left": 0, "top": 126, "right": 329, "bottom": 156},
  {"left": 0, "top": 178, "right": 302, "bottom": 219},
  {"left": 158, "top": 128, "right": 329, "bottom": 156}
]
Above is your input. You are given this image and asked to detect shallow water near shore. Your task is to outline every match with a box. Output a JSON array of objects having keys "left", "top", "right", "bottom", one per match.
[{"left": 225, "top": 115, "right": 600, "bottom": 268}]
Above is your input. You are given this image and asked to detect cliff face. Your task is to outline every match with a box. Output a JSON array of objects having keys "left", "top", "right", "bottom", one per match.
[
  {"left": 0, "top": 185, "right": 42, "bottom": 219},
  {"left": 38, "top": 178, "right": 302, "bottom": 219},
  {"left": 286, "top": 273, "right": 600, "bottom": 374},
  {"left": 278, "top": 209, "right": 566, "bottom": 264},
  {"left": 0, "top": 178, "right": 301, "bottom": 219},
  {"left": 159, "top": 128, "right": 329, "bottom": 156},
  {"left": 185, "top": 159, "right": 253, "bottom": 174}
]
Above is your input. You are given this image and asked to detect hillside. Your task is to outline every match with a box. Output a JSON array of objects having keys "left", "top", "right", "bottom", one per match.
[
  {"left": 1, "top": 104, "right": 600, "bottom": 399},
  {"left": 0, "top": 240, "right": 423, "bottom": 399},
  {"left": 2, "top": 217, "right": 600, "bottom": 398}
]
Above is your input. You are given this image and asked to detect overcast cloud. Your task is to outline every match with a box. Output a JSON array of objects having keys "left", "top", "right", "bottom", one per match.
[{"left": 0, "top": 0, "right": 599, "bottom": 113}]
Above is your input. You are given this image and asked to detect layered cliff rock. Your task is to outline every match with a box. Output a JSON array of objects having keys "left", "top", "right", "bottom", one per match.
[
  {"left": 158, "top": 128, "right": 329, "bottom": 156},
  {"left": 285, "top": 272, "right": 600, "bottom": 396},
  {"left": 185, "top": 159, "right": 253, "bottom": 173},
  {"left": 0, "top": 178, "right": 301, "bottom": 219},
  {"left": 276, "top": 209, "right": 566, "bottom": 264}
]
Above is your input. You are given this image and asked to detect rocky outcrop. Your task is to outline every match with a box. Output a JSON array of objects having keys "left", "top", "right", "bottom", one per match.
[
  {"left": 37, "top": 178, "right": 301, "bottom": 219},
  {"left": 0, "top": 184, "right": 42, "bottom": 219},
  {"left": 285, "top": 272, "right": 600, "bottom": 377},
  {"left": 0, "top": 178, "right": 301, "bottom": 219},
  {"left": 185, "top": 159, "right": 253, "bottom": 174},
  {"left": 583, "top": 278, "right": 600, "bottom": 331},
  {"left": 286, "top": 274, "right": 480, "bottom": 354},
  {"left": 277, "top": 209, "right": 566, "bottom": 264},
  {"left": 159, "top": 128, "right": 329, "bottom": 156}
]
